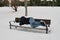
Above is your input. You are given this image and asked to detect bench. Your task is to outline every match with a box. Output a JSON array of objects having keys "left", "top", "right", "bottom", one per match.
[{"left": 9, "top": 18, "right": 51, "bottom": 34}]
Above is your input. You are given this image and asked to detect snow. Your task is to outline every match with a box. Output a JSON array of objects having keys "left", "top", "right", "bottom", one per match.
[{"left": 0, "top": 6, "right": 60, "bottom": 40}]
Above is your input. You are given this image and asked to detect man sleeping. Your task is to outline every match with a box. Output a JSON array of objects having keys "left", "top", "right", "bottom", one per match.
[{"left": 20, "top": 16, "right": 46, "bottom": 28}]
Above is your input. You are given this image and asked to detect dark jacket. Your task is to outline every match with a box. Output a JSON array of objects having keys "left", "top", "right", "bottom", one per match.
[{"left": 20, "top": 16, "right": 30, "bottom": 25}]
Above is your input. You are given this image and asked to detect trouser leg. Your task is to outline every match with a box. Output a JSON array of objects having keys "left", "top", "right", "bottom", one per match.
[{"left": 31, "top": 22, "right": 41, "bottom": 28}]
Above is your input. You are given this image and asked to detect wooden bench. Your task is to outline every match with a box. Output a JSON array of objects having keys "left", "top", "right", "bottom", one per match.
[{"left": 9, "top": 18, "right": 51, "bottom": 34}]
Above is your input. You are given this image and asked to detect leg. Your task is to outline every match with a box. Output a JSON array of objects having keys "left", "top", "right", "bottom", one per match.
[
  {"left": 29, "top": 17, "right": 41, "bottom": 28},
  {"left": 30, "top": 22, "right": 41, "bottom": 28},
  {"left": 29, "top": 18, "right": 41, "bottom": 28},
  {"left": 46, "top": 25, "right": 48, "bottom": 34},
  {"left": 10, "top": 25, "right": 11, "bottom": 29},
  {"left": 9, "top": 21, "right": 12, "bottom": 29},
  {"left": 15, "top": 6, "right": 17, "bottom": 12}
]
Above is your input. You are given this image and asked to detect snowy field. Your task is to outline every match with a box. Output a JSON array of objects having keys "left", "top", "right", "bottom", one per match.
[{"left": 0, "top": 6, "right": 60, "bottom": 40}]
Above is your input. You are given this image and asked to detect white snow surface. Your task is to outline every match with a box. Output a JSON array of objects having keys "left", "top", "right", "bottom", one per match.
[{"left": 0, "top": 6, "right": 60, "bottom": 40}]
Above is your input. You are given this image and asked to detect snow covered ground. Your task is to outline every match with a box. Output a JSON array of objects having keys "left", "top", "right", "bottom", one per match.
[{"left": 0, "top": 6, "right": 60, "bottom": 40}]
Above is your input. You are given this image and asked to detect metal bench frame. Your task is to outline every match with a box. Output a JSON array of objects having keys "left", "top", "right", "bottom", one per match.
[{"left": 9, "top": 18, "right": 51, "bottom": 34}]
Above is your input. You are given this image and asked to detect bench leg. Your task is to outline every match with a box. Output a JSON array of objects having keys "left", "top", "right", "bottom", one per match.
[
  {"left": 46, "top": 25, "right": 48, "bottom": 34},
  {"left": 9, "top": 22, "right": 11, "bottom": 29},
  {"left": 10, "top": 25, "right": 11, "bottom": 29},
  {"left": 9, "top": 21, "right": 12, "bottom": 29}
]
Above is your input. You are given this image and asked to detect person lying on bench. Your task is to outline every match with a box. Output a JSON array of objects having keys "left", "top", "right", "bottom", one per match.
[{"left": 20, "top": 16, "right": 46, "bottom": 28}]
